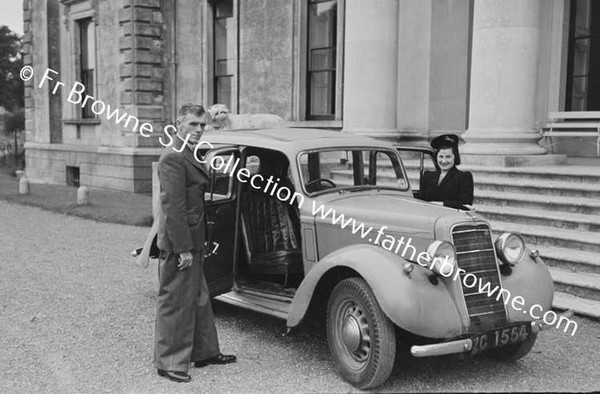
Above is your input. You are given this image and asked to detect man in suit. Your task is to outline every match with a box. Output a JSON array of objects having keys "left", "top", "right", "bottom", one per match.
[
  {"left": 416, "top": 134, "right": 474, "bottom": 211},
  {"left": 154, "top": 104, "right": 235, "bottom": 383}
]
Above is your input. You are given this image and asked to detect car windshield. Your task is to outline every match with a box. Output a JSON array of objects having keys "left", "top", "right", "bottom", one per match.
[{"left": 298, "top": 148, "right": 408, "bottom": 195}]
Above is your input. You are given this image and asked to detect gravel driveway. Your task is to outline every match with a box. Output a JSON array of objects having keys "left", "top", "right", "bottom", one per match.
[{"left": 1, "top": 201, "right": 599, "bottom": 393}]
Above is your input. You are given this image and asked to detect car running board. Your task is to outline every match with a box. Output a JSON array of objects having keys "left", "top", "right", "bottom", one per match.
[{"left": 215, "top": 290, "right": 291, "bottom": 320}]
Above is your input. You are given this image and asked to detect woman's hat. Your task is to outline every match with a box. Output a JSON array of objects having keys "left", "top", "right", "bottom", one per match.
[{"left": 430, "top": 134, "right": 459, "bottom": 150}]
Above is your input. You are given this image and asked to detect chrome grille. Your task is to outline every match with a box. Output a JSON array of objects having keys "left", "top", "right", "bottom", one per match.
[{"left": 452, "top": 223, "right": 507, "bottom": 331}]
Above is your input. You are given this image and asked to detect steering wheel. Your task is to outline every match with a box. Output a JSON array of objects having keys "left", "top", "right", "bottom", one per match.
[{"left": 306, "top": 178, "right": 337, "bottom": 192}]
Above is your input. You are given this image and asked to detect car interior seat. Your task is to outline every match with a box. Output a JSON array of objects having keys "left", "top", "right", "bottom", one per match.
[{"left": 240, "top": 150, "right": 303, "bottom": 286}]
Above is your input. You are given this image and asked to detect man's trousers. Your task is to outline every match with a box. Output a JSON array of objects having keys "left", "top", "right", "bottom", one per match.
[{"left": 154, "top": 251, "right": 220, "bottom": 372}]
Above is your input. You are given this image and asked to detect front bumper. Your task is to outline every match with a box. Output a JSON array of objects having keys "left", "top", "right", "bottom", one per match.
[{"left": 410, "top": 312, "right": 572, "bottom": 358}]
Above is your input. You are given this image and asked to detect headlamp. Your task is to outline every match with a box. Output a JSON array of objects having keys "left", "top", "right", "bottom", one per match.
[
  {"left": 495, "top": 233, "right": 525, "bottom": 265},
  {"left": 426, "top": 240, "right": 457, "bottom": 277}
]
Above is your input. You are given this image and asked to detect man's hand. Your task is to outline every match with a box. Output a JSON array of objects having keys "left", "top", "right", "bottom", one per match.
[{"left": 177, "top": 252, "right": 194, "bottom": 270}]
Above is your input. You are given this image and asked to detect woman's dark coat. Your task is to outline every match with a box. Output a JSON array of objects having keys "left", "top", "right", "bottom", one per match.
[{"left": 417, "top": 167, "right": 474, "bottom": 210}]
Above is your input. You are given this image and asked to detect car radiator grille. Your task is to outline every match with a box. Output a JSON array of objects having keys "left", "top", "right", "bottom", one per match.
[{"left": 452, "top": 223, "right": 507, "bottom": 331}]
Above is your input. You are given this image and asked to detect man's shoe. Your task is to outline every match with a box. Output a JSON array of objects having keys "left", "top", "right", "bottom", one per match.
[
  {"left": 157, "top": 369, "right": 191, "bottom": 383},
  {"left": 194, "top": 353, "right": 237, "bottom": 368}
]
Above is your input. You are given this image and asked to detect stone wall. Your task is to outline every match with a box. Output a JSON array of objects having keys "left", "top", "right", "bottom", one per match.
[
  {"left": 26, "top": 145, "right": 155, "bottom": 192},
  {"left": 118, "top": 0, "right": 165, "bottom": 148},
  {"left": 23, "top": 0, "right": 165, "bottom": 192},
  {"left": 238, "top": 0, "right": 293, "bottom": 118},
  {"left": 22, "top": 0, "right": 34, "bottom": 143}
]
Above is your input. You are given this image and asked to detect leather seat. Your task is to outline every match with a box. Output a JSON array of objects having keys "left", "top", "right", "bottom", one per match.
[
  {"left": 241, "top": 187, "right": 303, "bottom": 277},
  {"left": 240, "top": 152, "right": 303, "bottom": 281}
]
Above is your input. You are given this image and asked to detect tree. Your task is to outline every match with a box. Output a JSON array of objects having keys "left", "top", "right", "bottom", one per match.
[
  {"left": 3, "top": 108, "right": 25, "bottom": 170},
  {"left": 0, "top": 25, "right": 24, "bottom": 112}
]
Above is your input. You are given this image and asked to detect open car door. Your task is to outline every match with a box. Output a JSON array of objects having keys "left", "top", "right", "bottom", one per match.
[
  {"left": 202, "top": 147, "right": 241, "bottom": 296},
  {"left": 132, "top": 146, "right": 240, "bottom": 296},
  {"left": 395, "top": 146, "right": 437, "bottom": 197}
]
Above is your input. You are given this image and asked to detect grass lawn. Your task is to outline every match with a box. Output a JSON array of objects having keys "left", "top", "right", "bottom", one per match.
[{"left": 0, "top": 171, "right": 153, "bottom": 227}]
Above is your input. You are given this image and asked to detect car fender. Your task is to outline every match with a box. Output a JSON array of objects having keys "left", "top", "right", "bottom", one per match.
[
  {"left": 500, "top": 249, "right": 554, "bottom": 323},
  {"left": 287, "top": 244, "right": 464, "bottom": 338}
]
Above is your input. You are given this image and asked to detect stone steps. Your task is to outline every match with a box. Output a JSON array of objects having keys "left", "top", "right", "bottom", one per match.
[
  {"left": 477, "top": 205, "right": 600, "bottom": 232},
  {"left": 464, "top": 164, "right": 600, "bottom": 185},
  {"left": 549, "top": 268, "right": 600, "bottom": 302},
  {"left": 474, "top": 190, "right": 600, "bottom": 215},
  {"left": 477, "top": 165, "right": 600, "bottom": 317},
  {"left": 490, "top": 220, "right": 600, "bottom": 254},
  {"left": 553, "top": 292, "right": 600, "bottom": 320},
  {"left": 473, "top": 176, "right": 600, "bottom": 199},
  {"left": 401, "top": 161, "right": 600, "bottom": 184},
  {"left": 340, "top": 167, "right": 600, "bottom": 199},
  {"left": 537, "top": 245, "right": 600, "bottom": 275}
]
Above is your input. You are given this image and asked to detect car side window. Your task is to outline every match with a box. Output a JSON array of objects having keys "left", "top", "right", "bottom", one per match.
[
  {"left": 299, "top": 149, "right": 408, "bottom": 194},
  {"left": 206, "top": 150, "right": 240, "bottom": 202},
  {"left": 396, "top": 149, "right": 436, "bottom": 193}
]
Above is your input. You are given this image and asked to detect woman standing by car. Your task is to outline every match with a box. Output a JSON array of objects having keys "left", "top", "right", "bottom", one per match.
[{"left": 416, "top": 134, "right": 474, "bottom": 210}]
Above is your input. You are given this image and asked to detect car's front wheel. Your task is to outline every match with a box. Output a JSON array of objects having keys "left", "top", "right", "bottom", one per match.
[{"left": 326, "top": 277, "right": 396, "bottom": 389}]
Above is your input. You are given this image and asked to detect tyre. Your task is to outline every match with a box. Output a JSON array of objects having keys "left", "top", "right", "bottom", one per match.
[
  {"left": 326, "top": 278, "right": 396, "bottom": 389},
  {"left": 486, "top": 333, "right": 537, "bottom": 361}
]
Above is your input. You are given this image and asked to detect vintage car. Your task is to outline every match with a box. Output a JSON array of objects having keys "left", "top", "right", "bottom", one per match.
[{"left": 136, "top": 128, "right": 560, "bottom": 389}]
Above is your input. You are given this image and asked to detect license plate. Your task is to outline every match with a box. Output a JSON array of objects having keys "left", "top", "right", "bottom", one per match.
[{"left": 471, "top": 323, "right": 531, "bottom": 355}]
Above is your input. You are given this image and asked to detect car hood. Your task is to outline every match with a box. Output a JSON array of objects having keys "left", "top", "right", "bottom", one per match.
[{"left": 312, "top": 191, "right": 476, "bottom": 239}]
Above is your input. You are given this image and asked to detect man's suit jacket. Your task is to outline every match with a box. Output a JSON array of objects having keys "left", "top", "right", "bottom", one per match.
[
  {"left": 156, "top": 137, "right": 210, "bottom": 253},
  {"left": 417, "top": 167, "right": 474, "bottom": 210}
]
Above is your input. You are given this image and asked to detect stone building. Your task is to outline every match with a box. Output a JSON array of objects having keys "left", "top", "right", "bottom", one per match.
[{"left": 24, "top": 0, "right": 600, "bottom": 192}]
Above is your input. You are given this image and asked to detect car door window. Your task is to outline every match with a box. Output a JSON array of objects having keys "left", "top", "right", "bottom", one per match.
[
  {"left": 396, "top": 148, "right": 436, "bottom": 193},
  {"left": 299, "top": 149, "right": 408, "bottom": 194},
  {"left": 205, "top": 150, "right": 240, "bottom": 202}
]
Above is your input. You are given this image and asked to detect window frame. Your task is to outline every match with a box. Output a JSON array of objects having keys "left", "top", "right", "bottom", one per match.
[
  {"left": 76, "top": 17, "right": 96, "bottom": 119},
  {"left": 207, "top": 0, "right": 239, "bottom": 113},
  {"left": 204, "top": 147, "right": 241, "bottom": 203},
  {"left": 565, "top": 0, "right": 600, "bottom": 111},
  {"left": 60, "top": 2, "right": 101, "bottom": 132},
  {"left": 306, "top": 0, "right": 338, "bottom": 120},
  {"left": 292, "top": 0, "right": 345, "bottom": 125},
  {"left": 296, "top": 147, "right": 409, "bottom": 197}
]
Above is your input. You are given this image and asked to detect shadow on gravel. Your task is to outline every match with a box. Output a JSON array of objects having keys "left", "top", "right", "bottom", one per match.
[{"left": 212, "top": 300, "right": 331, "bottom": 359}]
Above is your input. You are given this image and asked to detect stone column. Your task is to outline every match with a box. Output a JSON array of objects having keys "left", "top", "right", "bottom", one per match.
[
  {"left": 343, "top": 0, "right": 398, "bottom": 140},
  {"left": 396, "top": 0, "right": 432, "bottom": 141},
  {"left": 461, "top": 0, "right": 549, "bottom": 158},
  {"left": 118, "top": 0, "right": 166, "bottom": 148}
]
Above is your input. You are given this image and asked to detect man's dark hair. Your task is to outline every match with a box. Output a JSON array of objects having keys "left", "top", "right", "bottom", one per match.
[{"left": 177, "top": 103, "right": 205, "bottom": 123}]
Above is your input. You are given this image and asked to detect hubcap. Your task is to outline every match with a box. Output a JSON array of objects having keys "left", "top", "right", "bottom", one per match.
[
  {"left": 338, "top": 303, "right": 371, "bottom": 363},
  {"left": 342, "top": 315, "right": 361, "bottom": 352}
]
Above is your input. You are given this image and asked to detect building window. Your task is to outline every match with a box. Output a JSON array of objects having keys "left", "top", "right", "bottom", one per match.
[
  {"left": 306, "top": 0, "right": 337, "bottom": 120},
  {"left": 66, "top": 166, "right": 80, "bottom": 187},
  {"left": 566, "top": 0, "right": 600, "bottom": 111},
  {"left": 213, "top": 0, "right": 235, "bottom": 110},
  {"left": 77, "top": 18, "right": 96, "bottom": 118}
]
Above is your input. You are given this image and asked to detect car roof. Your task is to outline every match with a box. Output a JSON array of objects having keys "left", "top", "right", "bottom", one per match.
[{"left": 202, "top": 128, "right": 396, "bottom": 153}]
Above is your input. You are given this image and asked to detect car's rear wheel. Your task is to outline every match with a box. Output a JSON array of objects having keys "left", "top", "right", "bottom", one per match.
[
  {"left": 326, "top": 278, "right": 396, "bottom": 389},
  {"left": 485, "top": 333, "right": 537, "bottom": 361}
]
